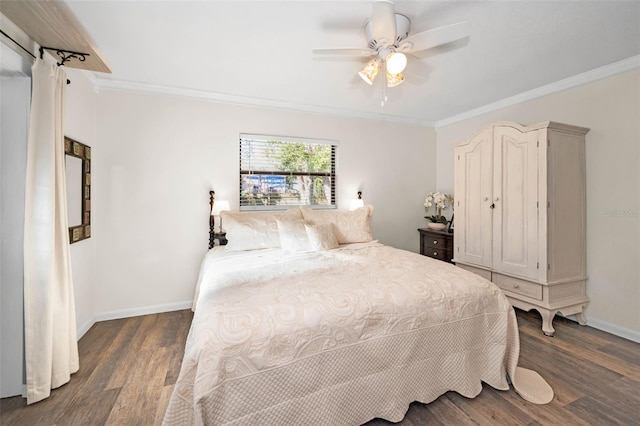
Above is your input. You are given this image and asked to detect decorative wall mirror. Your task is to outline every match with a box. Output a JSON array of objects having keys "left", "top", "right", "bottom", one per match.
[{"left": 64, "top": 136, "right": 91, "bottom": 243}]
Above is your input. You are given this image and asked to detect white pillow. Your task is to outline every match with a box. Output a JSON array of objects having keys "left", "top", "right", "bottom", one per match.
[
  {"left": 222, "top": 208, "right": 302, "bottom": 251},
  {"left": 277, "top": 219, "right": 311, "bottom": 253},
  {"left": 301, "top": 205, "right": 373, "bottom": 244},
  {"left": 305, "top": 223, "right": 339, "bottom": 251}
]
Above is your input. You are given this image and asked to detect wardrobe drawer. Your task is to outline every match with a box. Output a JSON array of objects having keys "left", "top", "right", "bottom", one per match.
[{"left": 494, "top": 274, "right": 542, "bottom": 300}]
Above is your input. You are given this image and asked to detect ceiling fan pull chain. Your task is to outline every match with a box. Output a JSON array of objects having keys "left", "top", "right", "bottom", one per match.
[{"left": 381, "top": 81, "right": 387, "bottom": 107}]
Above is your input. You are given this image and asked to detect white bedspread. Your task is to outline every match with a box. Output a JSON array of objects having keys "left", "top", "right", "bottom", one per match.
[{"left": 164, "top": 243, "right": 535, "bottom": 425}]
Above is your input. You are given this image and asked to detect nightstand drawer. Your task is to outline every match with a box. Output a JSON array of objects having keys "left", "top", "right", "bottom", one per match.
[
  {"left": 493, "top": 274, "right": 542, "bottom": 300},
  {"left": 427, "top": 248, "right": 453, "bottom": 262},
  {"left": 426, "top": 234, "right": 452, "bottom": 250}
]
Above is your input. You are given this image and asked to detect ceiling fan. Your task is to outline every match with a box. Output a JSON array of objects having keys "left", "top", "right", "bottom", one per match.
[{"left": 313, "top": 0, "right": 470, "bottom": 88}]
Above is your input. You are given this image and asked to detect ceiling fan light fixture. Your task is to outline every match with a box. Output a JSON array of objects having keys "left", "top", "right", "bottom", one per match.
[
  {"left": 386, "top": 71, "right": 404, "bottom": 87},
  {"left": 358, "top": 59, "right": 381, "bottom": 85},
  {"left": 385, "top": 51, "right": 407, "bottom": 74}
]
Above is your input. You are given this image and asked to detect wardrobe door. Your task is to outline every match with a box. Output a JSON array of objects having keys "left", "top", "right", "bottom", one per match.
[
  {"left": 454, "top": 127, "right": 493, "bottom": 268},
  {"left": 492, "top": 125, "right": 539, "bottom": 279}
]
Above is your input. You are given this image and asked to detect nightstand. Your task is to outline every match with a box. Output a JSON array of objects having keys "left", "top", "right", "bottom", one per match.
[
  {"left": 209, "top": 231, "right": 228, "bottom": 248},
  {"left": 418, "top": 228, "right": 454, "bottom": 263}
]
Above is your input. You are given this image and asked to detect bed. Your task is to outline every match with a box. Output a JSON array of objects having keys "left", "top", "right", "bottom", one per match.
[{"left": 163, "top": 200, "right": 552, "bottom": 425}]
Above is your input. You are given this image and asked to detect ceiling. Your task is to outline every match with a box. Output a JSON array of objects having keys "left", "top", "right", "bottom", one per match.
[{"left": 64, "top": 0, "right": 640, "bottom": 126}]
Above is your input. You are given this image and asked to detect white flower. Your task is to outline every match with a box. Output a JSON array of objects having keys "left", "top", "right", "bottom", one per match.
[{"left": 424, "top": 191, "right": 453, "bottom": 217}]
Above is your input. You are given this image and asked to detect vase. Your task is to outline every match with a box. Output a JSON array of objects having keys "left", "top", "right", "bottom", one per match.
[{"left": 427, "top": 222, "right": 447, "bottom": 231}]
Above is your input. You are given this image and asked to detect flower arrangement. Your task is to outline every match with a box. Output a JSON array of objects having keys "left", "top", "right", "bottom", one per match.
[{"left": 424, "top": 191, "right": 453, "bottom": 224}]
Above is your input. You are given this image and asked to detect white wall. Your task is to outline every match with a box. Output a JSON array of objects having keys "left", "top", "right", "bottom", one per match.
[
  {"left": 436, "top": 69, "right": 640, "bottom": 339},
  {"left": 93, "top": 90, "right": 436, "bottom": 315},
  {"left": 64, "top": 68, "right": 99, "bottom": 337}
]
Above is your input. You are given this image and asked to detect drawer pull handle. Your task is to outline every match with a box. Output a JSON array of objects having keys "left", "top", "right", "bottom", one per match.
[
  {"left": 513, "top": 284, "right": 520, "bottom": 289},
  {"left": 433, "top": 240, "right": 438, "bottom": 245},
  {"left": 433, "top": 252, "right": 438, "bottom": 256}
]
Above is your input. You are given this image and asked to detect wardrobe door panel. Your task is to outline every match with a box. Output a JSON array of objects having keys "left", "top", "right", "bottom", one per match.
[
  {"left": 454, "top": 128, "right": 493, "bottom": 268},
  {"left": 492, "top": 126, "right": 539, "bottom": 279}
]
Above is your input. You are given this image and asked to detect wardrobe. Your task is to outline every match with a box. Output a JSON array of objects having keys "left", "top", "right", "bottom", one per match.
[{"left": 453, "top": 121, "right": 589, "bottom": 336}]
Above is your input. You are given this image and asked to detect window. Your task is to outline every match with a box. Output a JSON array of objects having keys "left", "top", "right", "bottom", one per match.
[{"left": 239, "top": 134, "right": 337, "bottom": 210}]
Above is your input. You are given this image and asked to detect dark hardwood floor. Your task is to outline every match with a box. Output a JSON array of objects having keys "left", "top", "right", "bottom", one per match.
[{"left": 1, "top": 309, "right": 638, "bottom": 425}]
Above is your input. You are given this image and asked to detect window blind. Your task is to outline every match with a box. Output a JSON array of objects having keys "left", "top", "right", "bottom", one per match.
[{"left": 239, "top": 134, "right": 337, "bottom": 210}]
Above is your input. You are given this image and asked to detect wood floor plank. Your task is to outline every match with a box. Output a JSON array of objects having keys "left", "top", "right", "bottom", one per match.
[
  {"left": 105, "top": 346, "right": 172, "bottom": 425},
  {"left": 565, "top": 394, "right": 638, "bottom": 425},
  {"left": 54, "top": 387, "right": 121, "bottom": 426},
  {"left": 154, "top": 385, "right": 175, "bottom": 426},
  {"left": 103, "top": 315, "right": 151, "bottom": 390},
  {"left": 422, "top": 395, "right": 477, "bottom": 426},
  {"left": 597, "top": 340, "right": 640, "bottom": 366},
  {"left": 441, "top": 386, "right": 534, "bottom": 425},
  {"left": 2, "top": 308, "right": 639, "bottom": 426},
  {"left": 521, "top": 326, "right": 640, "bottom": 381}
]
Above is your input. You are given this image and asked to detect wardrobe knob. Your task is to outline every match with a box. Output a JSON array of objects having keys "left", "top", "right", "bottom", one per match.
[
  {"left": 433, "top": 252, "right": 438, "bottom": 256},
  {"left": 433, "top": 240, "right": 438, "bottom": 245}
]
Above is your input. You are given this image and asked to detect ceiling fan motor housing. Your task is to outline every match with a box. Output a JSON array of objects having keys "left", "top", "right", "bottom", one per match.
[{"left": 365, "top": 14, "right": 411, "bottom": 50}]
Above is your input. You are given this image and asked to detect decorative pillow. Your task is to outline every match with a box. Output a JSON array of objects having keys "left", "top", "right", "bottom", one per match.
[
  {"left": 277, "top": 219, "right": 311, "bottom": 253},
  {"left": 301, "top": 205, "right": 373, "bottom": 244},
  {"left": 222, "top": 208, "right": 302, "bottom": 251},
  {"left": 305, "top": 223, "right": 339, "bottom": 251}
]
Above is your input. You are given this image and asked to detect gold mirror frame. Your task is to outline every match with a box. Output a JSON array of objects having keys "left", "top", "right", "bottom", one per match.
[{"left": 64, "top": 136, "right": 91, "bottom": 243}]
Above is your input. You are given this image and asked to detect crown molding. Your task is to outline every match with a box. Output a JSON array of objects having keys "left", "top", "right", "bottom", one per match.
[
  {"left": 91, "top": 77, "right": 436, "bottom": 128},
  {"left": 436, "top": 55, "right": 640, "bottom": 128},
  {"left": 85, "top": 54, "right": 639, "bottom": 130}
]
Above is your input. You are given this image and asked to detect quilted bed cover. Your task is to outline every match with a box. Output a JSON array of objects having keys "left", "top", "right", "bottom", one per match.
[{"left": 163, "top": 242, "right": 542, "bottom": 425}]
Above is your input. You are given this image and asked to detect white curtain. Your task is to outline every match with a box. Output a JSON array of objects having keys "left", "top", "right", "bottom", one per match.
[{"left": 23, "top": 59, "right": 79, "bottom": 404}]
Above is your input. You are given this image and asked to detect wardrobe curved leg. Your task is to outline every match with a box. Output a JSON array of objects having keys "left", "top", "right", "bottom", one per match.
[
  {"left": 539, "top": 309, "right": 556, "bottom": 337},
  {"left": 576, "top": 309, "right": 587, "bottom": 326}
]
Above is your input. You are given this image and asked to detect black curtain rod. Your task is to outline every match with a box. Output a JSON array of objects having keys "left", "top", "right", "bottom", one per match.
[
  {"left": 0, "top": 30, "right": 90, "bottom": 67},
  {"left": 0, "top": 28, "right": 36, "bottom": 59},
  {"left": 0, "top": 29, "right": 84, "bottom": 84}
]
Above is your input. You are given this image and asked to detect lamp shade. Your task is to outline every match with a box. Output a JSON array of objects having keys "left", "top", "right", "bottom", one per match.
[
  {"left": 386, "top": 52, "right": 407, "bottom": 74},
  {"left": 386, "top": 71, "right": 404, "bottom": 87},
  {"left": 212, "top": 200, "right": 230, "bottom": 215},
  {"left": 358, "top": 60, "right": 380, "bottom": 85},
  {"left": 349, "top": 198, "right": 365, "bottom": 211}
]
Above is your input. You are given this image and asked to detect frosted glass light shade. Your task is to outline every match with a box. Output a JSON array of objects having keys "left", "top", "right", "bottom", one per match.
[
  {"left": 386, "top": 72, "right": 404, "bottom": 87},
  {"left": 386, "top": 52, "right": 407, "bottom": 74},
  {"left": 349, "top": 198, "right": 365, "bottom": 211},
  {"left": 358, "top": 60, "right": 380, "bottom": 85},
  {"left": 212, "top": 200, "right": 230, "bottom": 215}
]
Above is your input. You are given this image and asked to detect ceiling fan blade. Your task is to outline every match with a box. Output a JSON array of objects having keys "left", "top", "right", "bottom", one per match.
[
  {"left": 370, "top": 0, "right": 396, "bottom": 44},
  {"left": 399, "top": 20, "right": 470, "bottom": 52},
  {"left": 312, "top": 48, "right": 376, "bottom": 57}
]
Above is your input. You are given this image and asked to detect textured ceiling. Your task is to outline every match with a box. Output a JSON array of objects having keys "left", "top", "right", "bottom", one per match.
[{"left": 65, "top": 0, "right": 640, "bottom": 125}]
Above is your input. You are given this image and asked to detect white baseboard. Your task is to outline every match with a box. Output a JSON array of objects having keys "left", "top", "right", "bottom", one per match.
[
  {"left": 77, "top": 318, "right": 96, "bottom": 340},
  {"left": 76, "top": 301, "right": 193, "bottom": 340},
  {"left": 560, "top": 313, "right": 639, "bottom": 343},
  {"left": 585, "top": 317, "right": 640, "bottom": 344}
]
